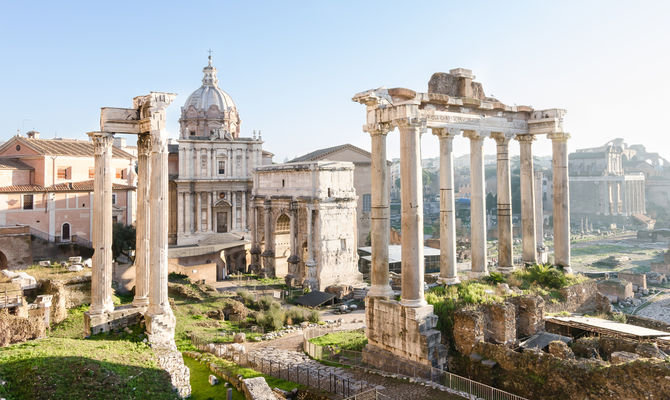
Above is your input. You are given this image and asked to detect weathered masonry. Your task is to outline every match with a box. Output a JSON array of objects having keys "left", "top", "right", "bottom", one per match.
[{"left": 353, "top": 68, "right": 571, "bottom": 370}]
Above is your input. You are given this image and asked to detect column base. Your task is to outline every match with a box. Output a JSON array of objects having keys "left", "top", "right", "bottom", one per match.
[
  {"left": 400, "top": 297, "right": 427, "bottom": 308},
  {"left": 367, "top": 284, "right": 395, "bottom": 298},
  {"left": 83, "top": 305, "right": 143, "bottom": 336},
  {"left": 437, "top": 276, "right": 461, "bottom": 285},
  {"left": 496, "top": 266, "right": 515, "bottom": 274},
  {"left": 468, "top": 270, "right": 489, "bottom": 279},
  {"left": 145, "top": 308, "right": 176, "bottom": 345},
  {"left": 132, "top": 296, "right": 149, "bottom": 308}
]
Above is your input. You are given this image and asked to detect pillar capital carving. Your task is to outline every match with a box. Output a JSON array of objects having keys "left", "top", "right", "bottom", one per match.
[
  {"left": 491, "top": 132, "right": 514, "bottom": 145},
  {"left": 514, "top": 134, "right": 536, "bottom": 143},
  {"left": 150, "top": 132, "right": 168, "bottom": 154},
  {"left": 431, "top": 127, "right": 458, "bottom": 139},
  {"left": 395, "top": 118, "right": 427, "bottom": 133},
  {"left": 137, "top": 133, "right": 152, "bottom": 157},
  {"left": 366, "top": 122, "right": 393, "bottom": 137},
  {"left": 87, "top": 132, "right": 114, "bottom": 155},
  {"left": 463, "top": 129, "right": 487, "bottom": 141},
  {"left": 548, "top": 132, "right": 571, "bottom": 142}
]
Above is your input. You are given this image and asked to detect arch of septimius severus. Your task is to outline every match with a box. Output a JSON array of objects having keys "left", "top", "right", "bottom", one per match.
[
  {"left": 353, "top": 68, "right": 571, "bottom": 370},
  {"left": 84, "top": 92, "right": 178, "bottom": 345}
]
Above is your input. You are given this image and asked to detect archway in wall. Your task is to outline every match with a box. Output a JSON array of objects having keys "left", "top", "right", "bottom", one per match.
[
  {"left": 274, "top": 214, "right": 290, "bottom": 277},
  {"left": 0, "top": 251, "right": 6, "bottom": 269}
]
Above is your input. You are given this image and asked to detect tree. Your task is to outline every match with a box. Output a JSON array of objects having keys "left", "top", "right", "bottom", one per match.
[
  {"left": 112, "top": 223, "right": 136, "bottom": 262},
  {"left": 486, "top": 192, "right": 497, "bottom": 215}
]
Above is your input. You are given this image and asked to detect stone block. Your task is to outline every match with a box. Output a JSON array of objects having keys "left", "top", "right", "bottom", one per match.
[
  {"left": 485, "top": 302, "right": 516, "bottom": 345},
  {"left": 597, "top": 279, "right": 634, "bottom": 301},
  {"left": 511, "top": 295, "right": 545, "bottom": 337},
  {"left": 610, "top": 351, "right": 640, "bottom": 364},
  {"left": 208, "top": 375, "right": 219, "bottom": 385},
  {"left": 84, "top": 305, "right": 143, "bottom": 336},
  {"left": 242, "top": 377, "right": 278, "bottom": 400},
  {"left": 548, "top": 340, "right": 575, "bottom": 359},
  {"left": 454, "top": 308, "right": 485, "bottom": 355},
  {"left": 618, "top": 271, "right": 647, "bottom": 291}
]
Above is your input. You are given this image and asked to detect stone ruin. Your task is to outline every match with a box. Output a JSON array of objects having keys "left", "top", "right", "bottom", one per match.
[
  {"left": 82, "top": 92, "right": 190, "bottom": 397},
  {"left": 352, "top": 68, "right": 571, "bottom": 373}
]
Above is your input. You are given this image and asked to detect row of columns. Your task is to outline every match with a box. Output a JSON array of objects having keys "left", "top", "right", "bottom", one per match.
[
  {"left": 179, "top": 146, "right": 259, "bottom": 179},
  {"left": 87, "top": 128, "right": 172, "bottom": 319},
  {"left": 366, "top": 122, "right": 573, "bottom": 306},
  {"left": 177, "top": 190, "right": 248, "bottom": 234}
]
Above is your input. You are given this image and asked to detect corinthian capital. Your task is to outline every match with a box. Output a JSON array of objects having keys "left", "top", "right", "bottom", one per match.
[
  {"left": 491, "top": 132, "right": 514, "bottom": 145},
  {"left": 515, "top": 134, "right": 536, "bottom": 143},
  {"left": 88, "top": 132, "right": 114, "bottom": 155},
  {"left": 366, "top": 122, "right": 393, "bottom": 137},
  {"left": 137, "top": 133, "right": 152, "bottom": 157},
  {"left": 547, "top": 132, "right": 571, "bottom": 142},
  {"left": 150, "top": 132, "right": 168, "bottom": 153}
]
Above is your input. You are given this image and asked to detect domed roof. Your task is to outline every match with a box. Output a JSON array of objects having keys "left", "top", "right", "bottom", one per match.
[{"left": 183, "top": 56, "right": 236, "bottom": 112}]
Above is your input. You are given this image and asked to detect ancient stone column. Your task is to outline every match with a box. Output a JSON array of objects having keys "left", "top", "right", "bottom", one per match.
[
  {"left": 517, "top": 134, "right": 537, "bottom": 265},
  {"left": 287, "top": 201, "right": 300, "bottom": 275},
  {"left": 398, "top": 121, "right": 426, "bottom": 307},
  {"left": 464, "top": 130, "right": 488, "bottom": 276},
  {"left": 432, "top": 128, "right": 459, "bottom": 284},
  {"left": 195, "top": 192, "right": 201, "bottom": 231},
  {"left": 88, "top": 131, "right": 115, "bottom": 315},
  {"left": 367, "top": 126, "right": 393, "bottom": 298},
  {"left": 242, "top": 192, "right": 247, "bottom": 230},
  {"left": 305, "top": 205, "right": 316, "bottom": 269},
  {"left": 261, "top": 198, "right": 274, "bottom": 277},
  {"left": 132, "top": 133, "right": 151, "bottom": 307},
  {"left": 492, "top": 133, "right": 514, "bottom": 272},
  {"left": 549, "top": 132, "right": 572, "bottom": 273},
  {"left": 184, "top": 192, "right": 192, "bottom": 234},
  {"left": 534, "top": 170, "right": 544, "bottom": 249}
]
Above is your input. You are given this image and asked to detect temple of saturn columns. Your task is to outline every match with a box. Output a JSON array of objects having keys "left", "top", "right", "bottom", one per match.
[
  {"left": 84, "top": 92, "right": 178, "bottom": 344},
  {"left": 353, "top": 68, "right": 571, "bottom": 370}
]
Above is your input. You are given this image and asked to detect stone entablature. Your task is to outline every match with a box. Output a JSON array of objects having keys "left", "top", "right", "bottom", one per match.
[{"left": 251, "top": 161, "right": 361, "bottom": 290}]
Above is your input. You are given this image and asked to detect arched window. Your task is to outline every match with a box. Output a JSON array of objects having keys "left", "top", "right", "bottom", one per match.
[
  {"left": 61, "top": 223, "right": 71, "bottom": 241},
  {"left": 276, "top": 214, "right": 290, "bottom": 233}
]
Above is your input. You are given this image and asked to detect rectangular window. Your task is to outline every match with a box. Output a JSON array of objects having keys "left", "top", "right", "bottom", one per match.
[
  {"left": 218, "top": 161, "right": 226, "bottom": 175},
  {"left": 23, "top": 194, "right": 34, "bottom": 210},
  {"left": 115, "top": 169, "right": 125, "bottom": 179},
  {"left": 362, "top": 194, "right": 371, "bottom": 212},
  {"left": 112, "top": 193, "right": 117, "bottom": 205},
  {"left": 340, "top": 239, "right": 346, "bottom": 251},
  {"left": 88, "top": 167, "right": 95, "bottom": 179},
  {"left": 57, "top": 167, "right": 68, "bottom": 179}
]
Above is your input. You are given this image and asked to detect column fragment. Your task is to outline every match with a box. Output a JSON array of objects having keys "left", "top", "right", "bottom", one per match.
[
  {"left": 549, "top": 132, "right": 572, "bottom": 273},
  {"left": 133, "top": 133, "right": 151, "bottom": 307},
  {"left": 517, "top": 134, "right": 537, "bottom": 264}
]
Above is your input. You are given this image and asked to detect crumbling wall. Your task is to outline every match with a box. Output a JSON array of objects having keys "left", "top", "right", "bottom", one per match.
[
  {"left": 458, "top": 341, "right": 670, "bottom": 400},
  {"left": 510, "top": 295, "right": 545, "bottom": 338},
  {"left": 40, "top": 275, "right": 91, "bottom": 324},
  {"left": 0, "top": 308, "right": 46, "bottom": 347},
  {"left": 545, "top": 280, "right": 608, "bottom": 314},
  {"left": 484, "top": 303, "right": 516, "bottom": 345},
  {"left": 453, "top": 308, "right": 485, "bottom": 355}
]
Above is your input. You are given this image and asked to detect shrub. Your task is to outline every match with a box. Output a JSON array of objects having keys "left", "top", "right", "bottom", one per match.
[
  {"left": 258, "top": 295, "right": 278, "bottom": 311},
  {"left": 286, "top": 307, "right": 308, "bottom": 325},
  {"left": 237, "top": 290, "right": 256, "bottom": 307},
  {"left": 308, "top": 309, "right": 321, "bottom": 323},
  {"left": 483, "top": 271, "right": 506, "bottom": 285},
  {"left": 257, "top": 306, "right": 285, "bottom": 331},
  {"left": 168, "top": 272, "right": 190, "bottom": 283}
]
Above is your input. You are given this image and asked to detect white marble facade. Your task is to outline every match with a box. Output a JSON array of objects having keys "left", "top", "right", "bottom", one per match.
[{"left": 175, "top": 56, "right": 271, "bottom": 245}]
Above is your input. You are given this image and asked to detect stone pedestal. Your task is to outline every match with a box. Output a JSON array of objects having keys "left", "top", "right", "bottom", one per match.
[
  {"left": 84, "top": 305, "right": 143, "bottom": 336},
  {"left": 363, "top": 297, "right": 447, "bottom": 372}
]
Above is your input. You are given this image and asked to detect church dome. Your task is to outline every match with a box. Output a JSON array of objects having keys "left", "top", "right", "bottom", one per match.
[{"left": 183, "top": 56, "right": 236, "bottom": 112}]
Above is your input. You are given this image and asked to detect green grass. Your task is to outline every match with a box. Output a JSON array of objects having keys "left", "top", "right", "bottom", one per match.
[
  {"left": 49, "top": 305, "right": 88, "bottom": 339},
  {"left": 0, "top": 338, "right": 178, "bottom": 400},
  {"left": 308, "top": 330, "right": 367, "bottom": 352},
  {"left": 571, "top": 244, "right": 630, "bottom": 257},
  {"left": 183, "top": 355, "right": 244, "bottom": 400}
]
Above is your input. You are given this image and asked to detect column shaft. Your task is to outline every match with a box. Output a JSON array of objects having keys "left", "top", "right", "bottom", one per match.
[
  {"left": 133, "top": 133, "right": 151, "bottom": 307},
  {"left": 398, "top": 122, "right": 426, "bottom": 307},
  {"left": 434, "top": 129, "right": 459, "bottom": 284},
  {"left": 242, "top": 192, "right": 247, "bottom": 230},
  {"left": 196, "top": 192, "right": 202, "bottom": 231},
  {"left": 534, "top": 170, "right": 544, "bottom": 248},
  {"left": 550, "top": 132, "right": 572, "bottom": 272},
  {"left": 368, "top": 129, "right": 393, "bottom": 297},
  {"left": 518, "top": 135, "right": 537, "bottom": 264},
  {"left": 466, "top": 131, "right": 488, "bottom": 276},
  {"left": 493, "top": 133, "right": 513, "bottom": 271},
  {"left": 88, "top": 132, "right": 115, "bottom": 315}
]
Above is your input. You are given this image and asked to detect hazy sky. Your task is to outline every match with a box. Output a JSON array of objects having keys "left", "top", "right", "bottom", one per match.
[{"left": 1, "top": 1, "right": 669, "bottom": 162}]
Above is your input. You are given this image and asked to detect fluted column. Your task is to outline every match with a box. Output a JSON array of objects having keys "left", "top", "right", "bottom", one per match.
[
  {"left": 432, "top": 128, "right": 459, "bottom": 284},
  {"left": 492, "top": 133, "right": 514, "bottom": 271},
  {"left": 232, "top": 192, "right": 238, "bottom": 230},
  {"left": 398, "top": 121, "right": 426, "bottom": 307},
  {"left": 517, "top": 134, "right": 537, "bottom": 265},
  {"left": 261, "top": 198, "right": 274, "bottom": 276},
  {"left": 242, "top": 191, "right": 247, "bottom": 230},
  {"left": 287, "top": 201, "right": 300, "bottom": 274},
  {"left": 88, "top": 131, "right": 115, "bottom": 315},
  {"left": 196, "top": 192, "right": 202, "bottom": 231},
  {"left": 132, "top": 133, "right": 151, "bottom": 307},
  {"left": 367, "top": 126, "right": 393, "bottom": 298},
  {"left": 549, "top": 132, "right": 572, "bottom": 273},
  {"left": 464, "top": 130, "right": 488, "bottom": 276},
  {"left": 184, "top": 192, "right": 192, "bottom": 234}
]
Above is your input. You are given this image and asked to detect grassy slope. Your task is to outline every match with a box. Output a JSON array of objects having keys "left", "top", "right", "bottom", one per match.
[
  {"left": 308, "top": 330, "right": 367, "bottom": 352},
  {"left": 183, "top": 355, "right": 244, "bottom": 400}
]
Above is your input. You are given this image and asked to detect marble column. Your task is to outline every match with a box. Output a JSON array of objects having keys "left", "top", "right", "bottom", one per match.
[
  {"left": 147, "top": 130, "right": 173, "bottom": 318},
  {"left": 398, "top": 121, "right": 426, "bottom": 307},
  {"left": 261, "top": 198, "right": 274, "bottom": 276},
  {"left": 232, "top": 192, "right": 238, "bottom": 230},
  {"left": 492, "top": 133, "right": 514, "bottom": 271},
  {"left": 88, "top": 131, "right": 115, "bottom": 315},
  {"left": 549, "top": 132, "right": 572, "bottom": 273},
  {"left": 433, "top": 128, "right": 459, "bottom": 284},
  {"left": 195, "top": 147, "right": 201, "bottom": 177},
  {"left": 367, "top": 126, "right": 393, "bottom": 298},
  {"left": 464, "top": 130, "right": 488, "bottom": 276},
  {"left": 178, "top": 147, "right": 184, "bottom": 177},
  {"left": 133, "top": 133, "right": 151, "bottom": 307},
  {"left": 287, "top": 201, "right": 300, "bottom": 273},
  {"left": 177, "top": 192, "right": 184, "bottom": 234},
  {"left": 184, "top": 192, "right": 192, "bottom": 234},
  {"left": 517, "top": 134, "right": 537, "bottom": 265},
  {"left": 207, "top": 192, "right": 213, "bottom": 232},
  {"left": 242, "top": 191, "right": 247, "bottom": 230},
  {"left": 534, "top": 170, "right": 544, "bottom": 249},
  {"left": 227, "top": 149, "right": 232, "bottom": 177}
]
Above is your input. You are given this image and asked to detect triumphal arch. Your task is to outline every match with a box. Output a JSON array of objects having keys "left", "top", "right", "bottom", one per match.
[{"left": 353, "top": 68, "right": 571, "bottom": 371}]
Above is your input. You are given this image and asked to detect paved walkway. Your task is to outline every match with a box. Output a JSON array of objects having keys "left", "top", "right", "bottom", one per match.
[{"left": 635, "top": 291, "right": 670, "bottom": 323}]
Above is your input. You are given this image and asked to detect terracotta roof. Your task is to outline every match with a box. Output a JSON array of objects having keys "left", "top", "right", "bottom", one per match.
[
  {"left": 0, "top": 158, "right": 33, "bottom": 170},
  {"left": 0, "top": 180, "right": 135, "bottom": 193},
  {"left": 1, "top": 136, "right": 135, "bottom": 159},
  {"left": 290, "top": 144, "right": 370, "bottom": 163}
]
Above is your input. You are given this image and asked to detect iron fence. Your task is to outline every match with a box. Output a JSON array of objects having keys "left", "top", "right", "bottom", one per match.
[{"left": 0, "top": 287, "right": 22, "bottom": 308}]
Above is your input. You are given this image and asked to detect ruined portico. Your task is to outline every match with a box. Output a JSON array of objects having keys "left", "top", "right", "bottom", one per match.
[
  {"left": 84, "top": 92, "right": 178, "bottom": 344},
  {"left": 353, "top": 68, "right": 571, "bottom": 371}
]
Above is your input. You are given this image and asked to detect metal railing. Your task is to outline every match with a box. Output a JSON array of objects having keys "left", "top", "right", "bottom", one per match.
[
  {"left": 303, "top": 327, "right": 528, "bottom": 400},
  {"left": 191, "top": 334, "right": 375, "bottom": 398},
  {"left": 0, "top": 287, "right": 23, "bottom": 308},
  {"left": 30, "top": 226, "right": 92, "bottom": 248}
]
